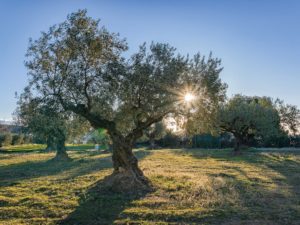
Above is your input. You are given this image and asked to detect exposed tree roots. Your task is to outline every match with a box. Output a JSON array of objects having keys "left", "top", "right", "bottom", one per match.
[{"left": 97, "top": 171, "right": 154, "bottom": 194}]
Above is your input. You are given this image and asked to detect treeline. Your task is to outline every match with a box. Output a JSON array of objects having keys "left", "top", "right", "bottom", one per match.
[
  {"left": 0, "top": 133, "right": 32, "bottom": 147},
  {"left": 140, "top": 132, "right": 300, "bottom": 149},
  {"left": 135, "top": 95, "right": 300, "bottom": 151}
]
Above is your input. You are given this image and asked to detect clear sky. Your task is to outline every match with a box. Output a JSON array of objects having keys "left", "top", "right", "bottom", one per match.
[{"left": 0, "top": 0, "right": 299, "bottom": 120}]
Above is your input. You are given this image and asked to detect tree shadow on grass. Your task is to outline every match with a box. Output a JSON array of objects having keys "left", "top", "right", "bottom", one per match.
[
  {"left": 0, "top": 149, "right": 152, "bottom": 189},
  {"left": 59, "top": 177, "right": 151, "bottom": 225},
  {"left": 57, "top": 149, "right": 153, "bottom": 224},
  {"left": 0, "top": 148, "right": 45, "bottom": 154},
  {"left": 61, "top": 148, "right": 300, "bottom": 225},
  {"left": 0, "top": 144, "right": 99, "bottom": 154},
  {"left": 93, "top": 148, "right": 299, "bottom": 224},
  {"left": 172, "top": 148, "right": 300, "bottom": 224},
  {"left": 0, "top": 156, "right": 109, "bottom": 188}
]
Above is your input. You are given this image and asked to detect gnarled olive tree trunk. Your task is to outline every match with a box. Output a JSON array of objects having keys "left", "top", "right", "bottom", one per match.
[
  {"left": 111, "top": 135, "right": 145, "bottom": 175},
  {"left": 107, "top": 133, "right": 150, "bottom": 191},
  {"left": 69, "top": 108, "right": 155, "bottom": 191}
]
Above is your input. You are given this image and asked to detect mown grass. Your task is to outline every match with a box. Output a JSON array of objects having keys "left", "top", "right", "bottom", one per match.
[
  {"left": 0, "top": 147, "right": 300, "bottom": 224},
  {"left": 0, "top": 144, "right": 95, "bottom": 153},
  {"left": 0, "top": 144, "right": 46, "bottom": 153}
]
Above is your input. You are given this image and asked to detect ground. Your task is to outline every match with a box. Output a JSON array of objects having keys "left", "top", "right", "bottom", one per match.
[{"left": 0, "top": 145, "right": 300, "bottom": 225}]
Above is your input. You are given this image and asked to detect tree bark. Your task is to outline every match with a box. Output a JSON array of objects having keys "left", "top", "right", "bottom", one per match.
[
  {"left": 109, "top": 134, "right": 149, "bottom": 189},
  {"left": 67, "top": 105, "right": 154, "bottom": 190},
  {"left": 111, "top": 135, "right": 143, "bottom": 175}
]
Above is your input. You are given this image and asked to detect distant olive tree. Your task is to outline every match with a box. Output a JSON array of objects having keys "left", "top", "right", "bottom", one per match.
[
  {"left": 217, "top": 95, "right": 282, "bottom": 153},
  {"left": 275, "top": 99, "right": 300, "bottom": 136},
  {"left": 23, "top": 10, "right": 226, "bottom": 190},
  {"left": 17, "top": 94, "right": 90, "bottom": 160},
  {"left": 16, "top": 96, "right": 70, "bottom": 160},
  {"left": 88, "top": 128, "right": 111, "bottom": 148}
]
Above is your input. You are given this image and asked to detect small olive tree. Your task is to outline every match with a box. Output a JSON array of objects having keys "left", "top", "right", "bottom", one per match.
[
  {"left": 17, "top": 94, "right": 90, "bottom": 160},
  {"left": 23, "top": 10, "right": 226, "bottom": 189},
  {"left": 16, "top": 96, "right": 70, "bottom": 160}
]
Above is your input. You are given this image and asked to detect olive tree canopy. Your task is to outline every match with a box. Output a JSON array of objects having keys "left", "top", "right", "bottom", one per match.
[
  {"left": 218, "top": 95, "right": 282, "bottom": 153},
  {"left": 24, "top": 10, "right": 226, "bottom": 190},
  {"left": 16, "top": 94, "right": 89, "bottom": 160},
  {"left": 16, "top": 94, "right": 69, "bottom": 158},
  {"left": 275, "top": 99, "right": 300, "bottom": 136}
]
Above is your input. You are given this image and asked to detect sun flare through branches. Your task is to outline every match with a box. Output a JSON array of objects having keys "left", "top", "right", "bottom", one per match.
[
  {"left": 184, "top": 93, "right": 195, "bottom": 102},
  {"left": 177, "top": 85, "right": 198, "bottom": 107}
]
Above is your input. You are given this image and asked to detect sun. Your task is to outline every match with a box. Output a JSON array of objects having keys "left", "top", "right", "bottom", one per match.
[{"left": 184, "top": 93, "right": 195, "bottom": 102}]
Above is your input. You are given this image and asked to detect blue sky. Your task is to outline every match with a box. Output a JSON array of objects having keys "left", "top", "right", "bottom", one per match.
[{"left": 0, "top": 0, "right": 299, "bottom": 120}]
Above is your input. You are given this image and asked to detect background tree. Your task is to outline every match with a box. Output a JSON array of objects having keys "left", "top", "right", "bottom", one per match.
[
  {"left": 66, "top": 115, "right": 91, "bottom": 144},
  {"left": 87, "top": 128, "right": 111, "bottom": 149},
  {"left": 181, "top": 53, "right": 228, "bottom": 140},
  {"left": 23, "top": 10, "right": 226, "bottom": 190},
  {"left": 17, "top": 95, "right": 71, "bottom": 160},
  {"left": 274, "top": 99, "right": 300, "bottom": 147},
  {"left": 144, "top": 122, "right": 166, "bottom": 149},
  {"left": 275, "top": 99, "right": 300, "bottom": 136},
  {"left": 217, "top": 95, "right": 282, "bottom": 153},
  {"left": 161, "top": 131, "right": 181, "bottom": 148}
]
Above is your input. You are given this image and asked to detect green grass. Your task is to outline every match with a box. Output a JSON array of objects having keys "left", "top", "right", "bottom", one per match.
[
  {"left": 0, "top": 144, "right": 95, "bottom": 153},
  {"left": 0, "top": 144, "right": 46, "bottom": 152},
  {"left": 0, "top": 147, "right": 300, "bottom": 224}
]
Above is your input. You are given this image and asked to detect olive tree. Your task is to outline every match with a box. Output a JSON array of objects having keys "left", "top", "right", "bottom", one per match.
[
  {"left": 24, "top": 10, "right": 226, "bottom": 189},
  {"left": 17, "top": 93, "right": 90, "bottom": 160},
  {"left": 275, "top": 99, "right": 300, "bottom": 136},
  {"left": 16, "top": 96, "right": 70, "bottom": 160},
  {"left": 218, "top": 95, "right": 281, "bottom": 153}
]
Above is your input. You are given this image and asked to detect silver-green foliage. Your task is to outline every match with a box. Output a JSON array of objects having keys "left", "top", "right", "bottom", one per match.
[
  {"left": 218, "top": 95, "right": 282, "bottom": 144},
  {"left": 23, "top": 9, "right": 227, "bottom": 179}
]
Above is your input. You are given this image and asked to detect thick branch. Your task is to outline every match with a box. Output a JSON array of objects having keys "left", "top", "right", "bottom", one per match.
[
  {"left": 126, "top": 111, "right": 171, "bottom": 143},
  {"left": 57, "top": 96, "right": 116, "bottom": 132}
]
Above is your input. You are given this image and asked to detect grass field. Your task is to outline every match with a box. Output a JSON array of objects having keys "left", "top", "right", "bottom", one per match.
[
  {"left": 0, "top": 144, "right": 95, "bottom": 153},
  {"left": 0, "top": 146, "right": 300, "bottom": 224}
]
